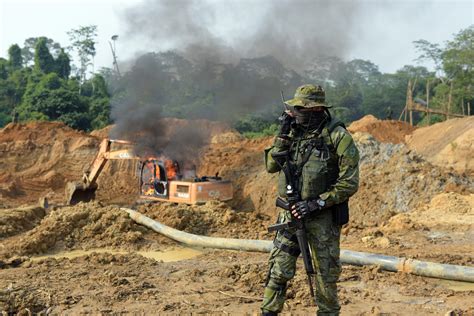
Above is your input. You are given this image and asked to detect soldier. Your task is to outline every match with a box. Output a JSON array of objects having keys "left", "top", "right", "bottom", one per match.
[{"left": 262, "top": 84, "right": 360, "bottom": 315}]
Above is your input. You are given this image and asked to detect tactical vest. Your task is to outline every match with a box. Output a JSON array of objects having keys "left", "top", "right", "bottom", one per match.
[{"left": 277, "top": 118, "right": 346, "bottom": 201}]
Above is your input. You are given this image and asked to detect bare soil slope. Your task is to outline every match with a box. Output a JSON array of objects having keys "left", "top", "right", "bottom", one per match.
[
  {"left": 0, "top": 122, "right": 100, "bottom": 207},
  {"left": 348, "top": 115, "right": 416, "bottom": 144},
  {"left": 406, "top": 116, "right": 474, "bottom": 175}
]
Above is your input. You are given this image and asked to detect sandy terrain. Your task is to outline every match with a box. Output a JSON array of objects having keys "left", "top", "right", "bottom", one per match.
[{"left": 0, "top": 116, "right": 473, "bottom": 315}]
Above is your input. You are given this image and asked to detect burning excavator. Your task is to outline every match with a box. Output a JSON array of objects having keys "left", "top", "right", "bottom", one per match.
[{"left": 66, "top": 138, "right": 233, "bottom": 205}]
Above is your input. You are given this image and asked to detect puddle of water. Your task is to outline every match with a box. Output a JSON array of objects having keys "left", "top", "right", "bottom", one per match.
[
  {"left": 340, "top": 280, "right": 361, "bottom": 288},
  {"left": 137, "top": 248, "right": 203, "bottom": 262},
  {"left": 31, "top": 247, "right": 203, "bottom": 263},
  {"left": 437, "top": 279, "right": 474, "bottom": 292}
]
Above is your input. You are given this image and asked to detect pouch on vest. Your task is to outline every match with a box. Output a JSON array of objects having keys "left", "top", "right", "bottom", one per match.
[{"left": 332, "top": 200, "right": 349, "bottom": 225}]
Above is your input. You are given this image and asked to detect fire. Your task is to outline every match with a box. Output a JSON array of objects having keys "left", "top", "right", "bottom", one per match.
[
  {"left": 164, "top": 159, "right": 178, "bottom": 180},
  {"left": 145, "top": 156, "right": 179, "bottom": 180}
]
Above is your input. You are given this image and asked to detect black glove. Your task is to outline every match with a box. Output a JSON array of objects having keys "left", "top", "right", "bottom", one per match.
[
  {"left": 277, "top": 111, "right": 294, "bottom": 138},
  {"left": 291, "top": 199, "right": 326, "bottom": 219}
]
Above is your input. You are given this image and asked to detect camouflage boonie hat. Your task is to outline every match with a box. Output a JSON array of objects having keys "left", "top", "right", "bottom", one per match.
[{"left": 285, "top": 84, "right": 331, "bottom": 108}]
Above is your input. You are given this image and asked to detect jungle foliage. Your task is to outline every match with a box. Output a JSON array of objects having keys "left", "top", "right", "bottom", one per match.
[
  {"left": 0, "top": 28, "right": 110, "bottom": 130},
  {"left": 0, "top": 25, "right": 471, "bottom": 133}
]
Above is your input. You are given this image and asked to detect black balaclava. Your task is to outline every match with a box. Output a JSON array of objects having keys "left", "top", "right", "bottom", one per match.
[{"left": 293, "top": 108, "right": 329, "bottom": 132}]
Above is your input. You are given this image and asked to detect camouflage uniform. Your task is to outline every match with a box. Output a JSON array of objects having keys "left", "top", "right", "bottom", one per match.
[{"left": 261, "top": 85, "right": 359, "bottom": 315}]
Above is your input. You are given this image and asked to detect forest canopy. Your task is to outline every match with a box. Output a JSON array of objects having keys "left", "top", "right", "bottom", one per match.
[{"left": 0, "top": 25, "right": 472, "bottom": 133}]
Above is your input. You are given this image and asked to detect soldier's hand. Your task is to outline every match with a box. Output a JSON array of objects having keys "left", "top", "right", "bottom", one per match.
[
  {"left": 278, "top": 111, "right": 294, "bottom": 138},
  {"left": 291, "top": 199, "right": 325, "bottom": 219},
  {"left": 291, "top": 201, "right": 313, "bottom": 219}
]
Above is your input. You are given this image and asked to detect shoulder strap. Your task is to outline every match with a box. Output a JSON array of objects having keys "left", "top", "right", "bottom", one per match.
[{"left": 321, "top": 118, "right": 346, "bottom": 151}]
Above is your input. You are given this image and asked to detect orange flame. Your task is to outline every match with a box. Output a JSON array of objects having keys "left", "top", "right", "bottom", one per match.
[
  {"left": 145, "top": 156, "right": 179, "bottom": 180},
  {"left": 164, "top": 159, "right": 178, "bottom": 180}
]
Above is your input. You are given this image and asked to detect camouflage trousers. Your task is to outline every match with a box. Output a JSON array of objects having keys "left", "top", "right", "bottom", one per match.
[{"left": 261, "top": 209, "right": 342, "bottom": 315}]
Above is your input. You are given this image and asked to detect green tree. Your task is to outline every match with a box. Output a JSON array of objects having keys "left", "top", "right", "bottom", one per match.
[
  {"left": 55, "top": 49, "right": 71, "bottom": 79},
  {"left": 414, "top": 26, "right": 473, "bottom": 117},
  {"left": 323, "top": 59, "right": 379, "bottom": 121},
  {"left": 0, "top": 58, "right": 8, "bottom": 80},
  {"left": 22, "top": 37, "right": 61, "bottom": 66},
  {"left": 67, "top": 25, "right": 98, "bottom": 81},
  {"left": 19, "top": 72, "right": 91, "bottom": 130},
  {"left": 8, "top": 44, "right": 23, "bottom": 70},
  {"left": 442, "top": 26, "right": 474, "bottom": 113},
  {"left": 0, "top": 79, "right": 16, "bottom": 124},
  {"left": 82, "top": 74, "right": 110, "bottom": 129},
  {"left": 413, "top": 39, "right": 443, "bottom": 77},
  {"left": 6, "top": 68, "right": 30, "bottom": 106},
  {"left": 0, "top": 65, "right": 30, "bottom": 126},
  {"left": 34, "top": 37, "right": 55, "bottom": 74}
]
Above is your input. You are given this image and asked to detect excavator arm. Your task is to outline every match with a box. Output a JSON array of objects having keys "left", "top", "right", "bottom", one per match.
[{"left": 66, "top": 138, "right": 139, "bottom": 205}]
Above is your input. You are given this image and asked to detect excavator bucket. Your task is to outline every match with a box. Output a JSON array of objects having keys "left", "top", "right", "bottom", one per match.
[{"left": 65, "top": 181, "right": 98, "bottom": 205}]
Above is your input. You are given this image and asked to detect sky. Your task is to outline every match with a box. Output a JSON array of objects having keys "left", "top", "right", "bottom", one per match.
[{"left": 0, "top": 0, "right": 472, "bottom": 74}]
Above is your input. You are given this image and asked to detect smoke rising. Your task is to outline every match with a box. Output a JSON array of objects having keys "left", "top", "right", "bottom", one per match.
[
  {"left": 110, "top": 100, "right": 209, "bottom": 163},
  {"left": 123, "top": 0, "right": 362, "bottom": 71},
  {"left": 110, "top": 53, "right": 211, "bottom": 163},
  {"left": 111, "top": 0, "right": 364, "bottom": 165}
]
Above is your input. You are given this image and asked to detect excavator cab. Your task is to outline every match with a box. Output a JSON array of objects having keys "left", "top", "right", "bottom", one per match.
[{"left": 140, "top": 159, "right": 169, "bottom": 198}]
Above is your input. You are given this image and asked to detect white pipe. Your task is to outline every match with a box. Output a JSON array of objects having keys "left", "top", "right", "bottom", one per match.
[{"left": 123, "top": 208, "right": 474, "bottom": 283}]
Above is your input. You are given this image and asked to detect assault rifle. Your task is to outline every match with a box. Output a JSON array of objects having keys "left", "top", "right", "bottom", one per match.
[{"left": 267, "top": 150, "right": 315, "bottom": 299}]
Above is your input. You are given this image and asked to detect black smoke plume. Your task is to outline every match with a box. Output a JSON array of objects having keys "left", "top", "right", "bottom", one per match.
[
  {"left": 111, "top": 0, "right": 364, "bottom": 163},
  {"left": 123, "top": 0, "right": 362, "bottom": 71}
]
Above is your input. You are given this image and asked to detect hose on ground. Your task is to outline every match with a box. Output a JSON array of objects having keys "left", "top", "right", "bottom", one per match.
[{"left": 123, "top": 208, "right": 474, "bottom": 283}]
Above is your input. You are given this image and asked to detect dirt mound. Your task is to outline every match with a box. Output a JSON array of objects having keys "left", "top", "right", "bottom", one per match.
[
  {"left": 211, "top": 131, "right": 245, "bottom": 144},
  {"left": 0, "top": 206, "right": 46, "bottom": 238},
  {"left": 348, "top": 114, "right": 379, "bottom": 130},
  {"left": 348, "top": 115, "right": 416, "bottom": 144},
  {"left": 348, "top": 134, "right": 472, "bottom": 230},
  {"left": 0, "top": 199, "right": 272, "bottom": 259},
  {"left": 0, "top": 252, "right": 161, "bottom": 314},
  {"left": 385, "top": 193, "right": 474, "bottom": 230},
  {"left": 89, "top": 125, "right": 113, "bottom": 138},
  {"left": 137, "top": 200, "right": 272, "bottom": 240},
  {"left": 0, "top": 202, "right": 157, "bottom": 258},
  {"left": 198, "top": 136, "right": 277, "bottom": 214},
  {"left": 406, "top": 116, "right": 474, "bottom": 175},
  {"left": 0, "top": 121, "right": 90, "bottom": 144}
]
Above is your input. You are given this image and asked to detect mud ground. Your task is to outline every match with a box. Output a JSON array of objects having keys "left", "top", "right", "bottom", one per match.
[
  {"left": 1, "top": 197, "right": 472, "bottom": 315},
  {"left": 1, "top": 116, "right": 473, "bottom": 315},
  {"left": 1, "top": 249, "right": 473, "bottom": 315}
]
